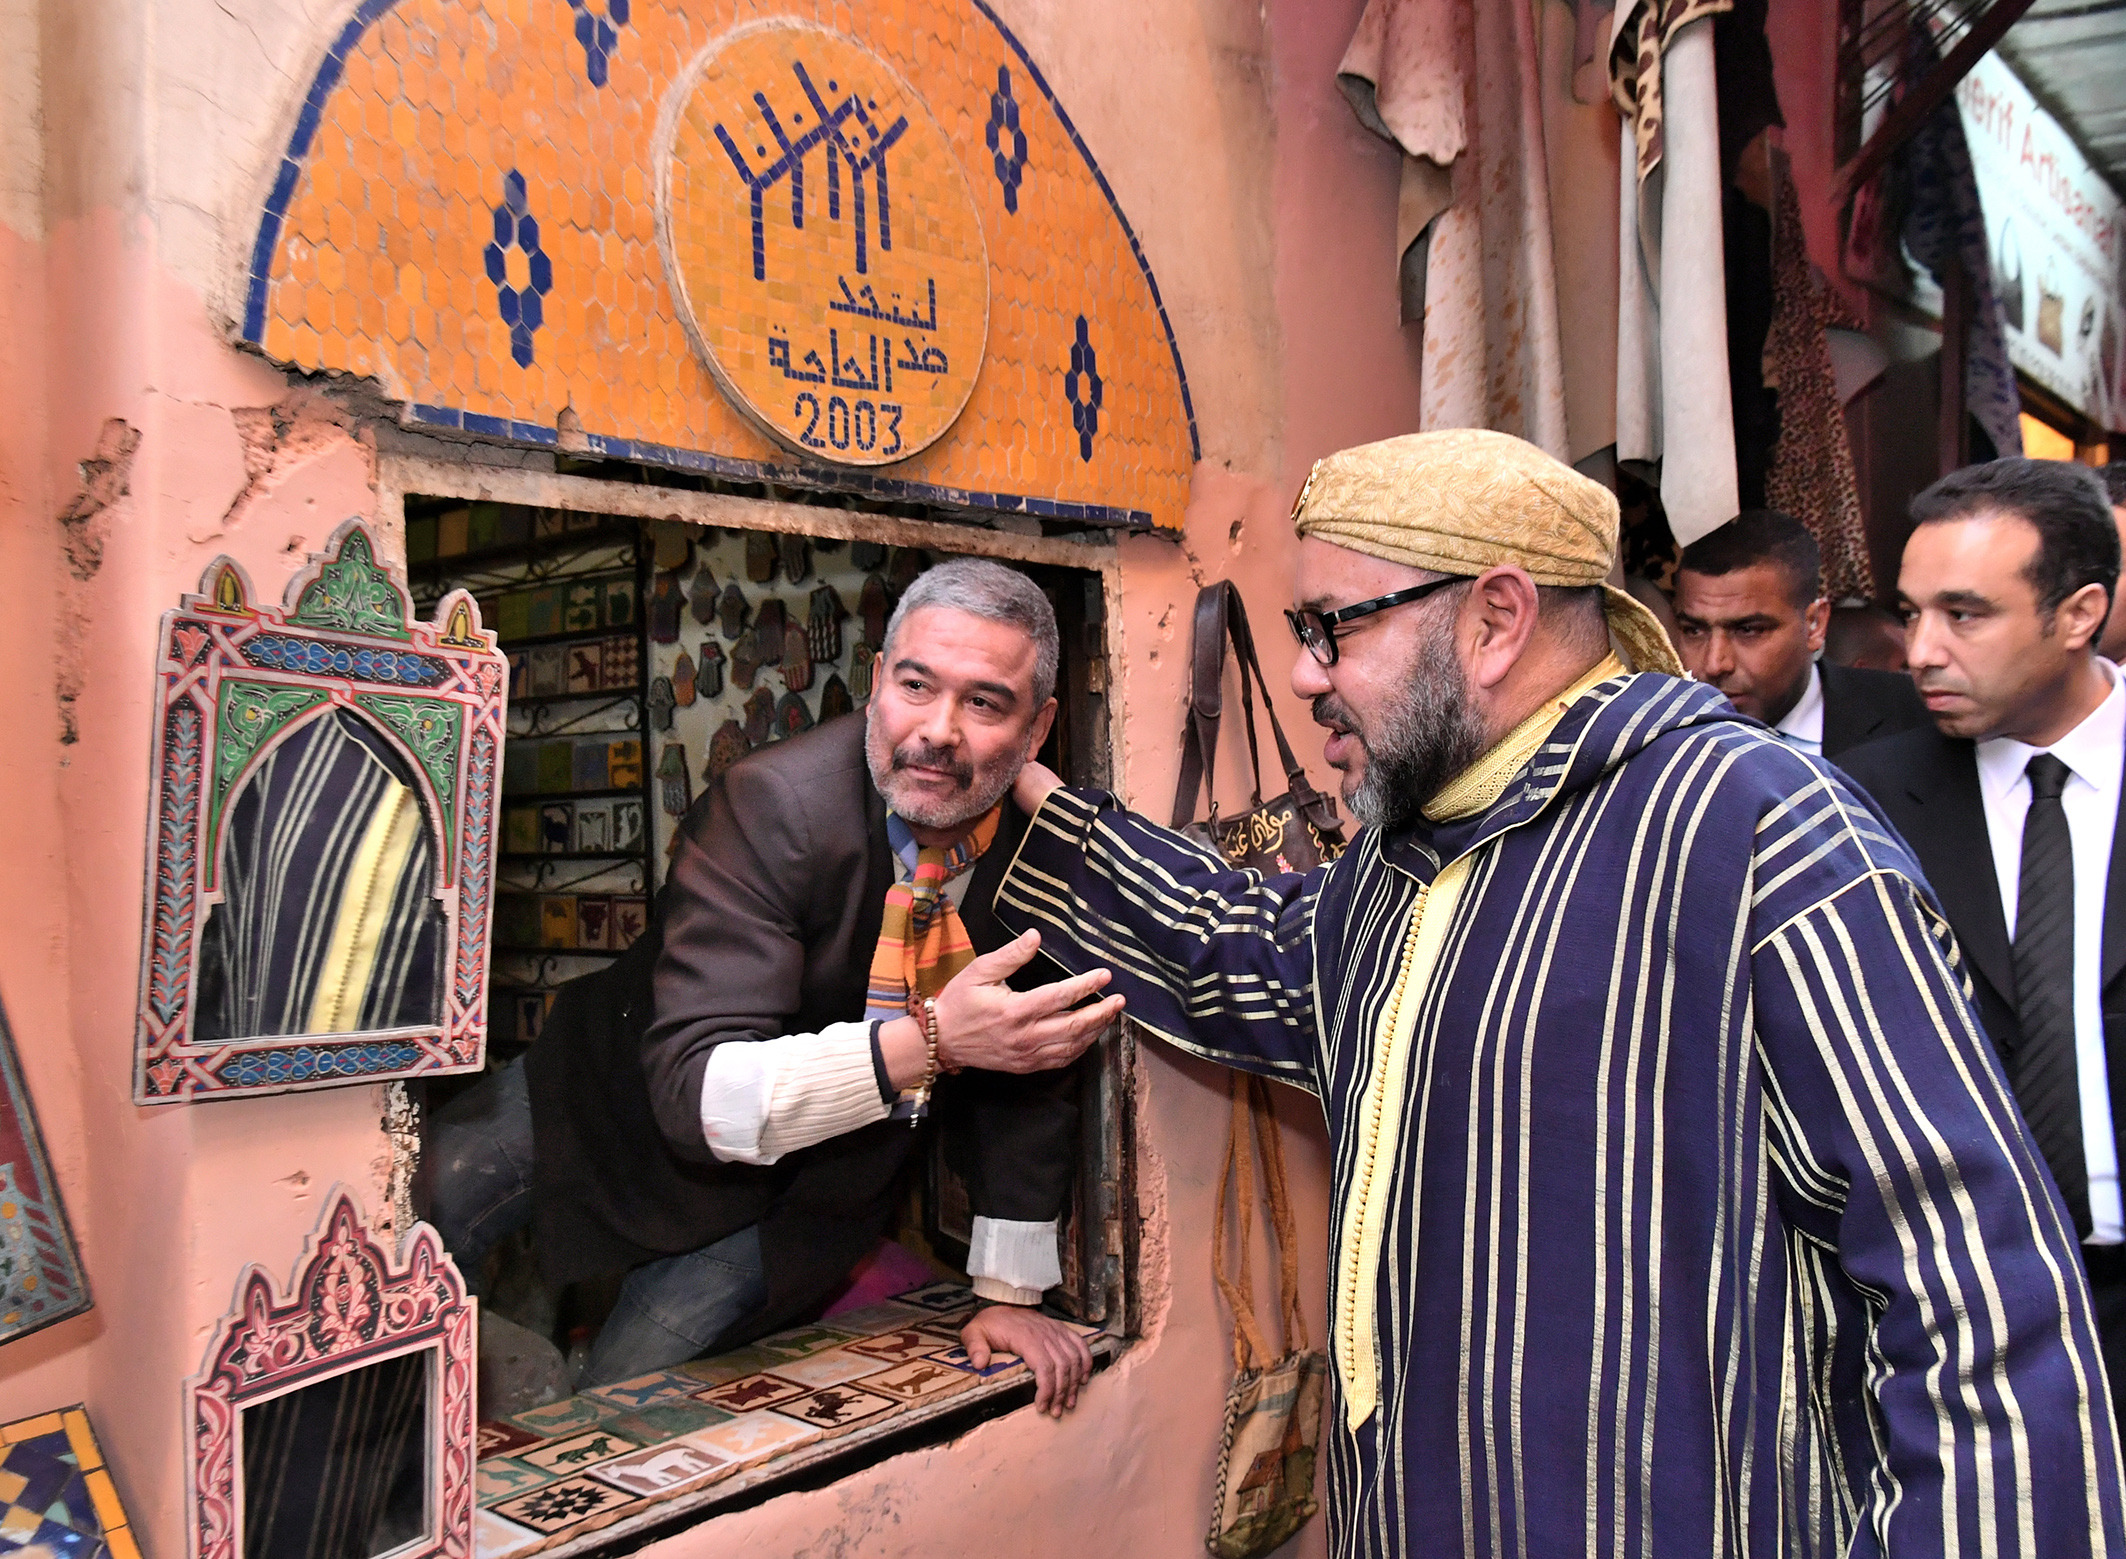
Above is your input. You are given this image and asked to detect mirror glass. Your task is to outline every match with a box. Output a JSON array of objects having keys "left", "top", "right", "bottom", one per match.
[
  {"left": 196, "top": 707, "right": 447, "bottom": 1041},
  {"left": 240, "top": 1349, "right": 431, "bottom": 1559}
]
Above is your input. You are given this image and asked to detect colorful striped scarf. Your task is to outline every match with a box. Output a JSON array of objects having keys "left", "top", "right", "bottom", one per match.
[{"left": 862, "top": 807, "right": 1002, "bottom": 1023}]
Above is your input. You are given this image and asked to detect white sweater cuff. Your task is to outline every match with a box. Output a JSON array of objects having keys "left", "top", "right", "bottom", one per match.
[
  {"left": 698, "top": 1022, "right": 887, "bottom": 1165},
  {"left": 967, "top": 1216, "right": 1061, "bottom": 1302}
]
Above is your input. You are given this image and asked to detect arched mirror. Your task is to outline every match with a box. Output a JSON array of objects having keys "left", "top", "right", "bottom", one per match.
[{"left": 135, "top": 521, "right": 508, "bottom": 1102}]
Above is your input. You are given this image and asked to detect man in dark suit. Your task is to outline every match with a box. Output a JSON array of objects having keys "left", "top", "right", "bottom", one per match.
[
  {"left": 431, "top": 559, "right": 1120, "bottom": 1413},
  {"left": 1672, "top": 508, "right": 1929, "bottom": 758},
  {"left": 1840, "top": 457, "right": 2126, "bottom": 1431}
]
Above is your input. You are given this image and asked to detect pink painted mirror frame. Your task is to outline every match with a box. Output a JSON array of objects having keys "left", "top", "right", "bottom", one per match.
[
  {"left": 185, "top": 1189, "right": 476, "bottom": 1559},
  {"left": 134, "top": 518, "right": 507, "bottom": 1102}
]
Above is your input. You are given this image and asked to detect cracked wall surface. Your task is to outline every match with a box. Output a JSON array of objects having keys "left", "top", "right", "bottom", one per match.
[{"left": 0, "top": 1, "right": 1435, "bottom": 1553}]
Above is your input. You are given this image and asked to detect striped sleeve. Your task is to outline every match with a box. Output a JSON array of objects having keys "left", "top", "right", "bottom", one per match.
[
  {"left": 994, "top": 787, "right": 1324, "bottom": 1091},
  {"left": 1752, "top": 867, "right": 2126, "bottom": 1557}
]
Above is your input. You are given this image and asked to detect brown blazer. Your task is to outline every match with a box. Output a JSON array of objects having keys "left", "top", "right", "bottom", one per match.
[{"left": 525, "top": 714, "right": 1078, "bottom": 1340}]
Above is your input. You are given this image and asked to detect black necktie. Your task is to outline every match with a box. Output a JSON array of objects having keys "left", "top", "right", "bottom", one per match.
[{"left": 2010, "top": 752, "right": 2088, "bottom": 1234}]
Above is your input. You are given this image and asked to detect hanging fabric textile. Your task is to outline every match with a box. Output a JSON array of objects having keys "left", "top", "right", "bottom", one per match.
[
  {"left": 1886, "top": 28, "right": 2023, "bottom": 460},
  {"left": 1764, "top": 164, "right": 1874, "bottom": 601},
  {"left": 1336, "top": 0, "right": 1569, "bottom": 459},
  {"left": 1611, "top": 0, "right": 1740, "bottom": 549}
]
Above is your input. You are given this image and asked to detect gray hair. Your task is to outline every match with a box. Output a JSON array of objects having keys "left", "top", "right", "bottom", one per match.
[{"left": 881, "top": 558, "right": 1059, "bottom": 706}]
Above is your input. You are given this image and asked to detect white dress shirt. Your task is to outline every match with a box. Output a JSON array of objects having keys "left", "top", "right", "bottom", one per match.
[
  {"left": 695, "top": 818, "right": 1062, "bottom": 1302},
  {"left": 1772, "top": 663, "right": 1825, "bottom": 754},
  {"left": 1976, "top": 659, "right": 2126, "bottom": 1244}
]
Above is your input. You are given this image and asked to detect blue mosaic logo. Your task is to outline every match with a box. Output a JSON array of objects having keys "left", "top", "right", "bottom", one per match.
[
  {"left": 569, "top": 0, "right": 630, "bottom": 89},
  {"left": 484, "top": 171, "right": 554, "bottom": 368},
  {"left": 1065, "top": 315, "right": 1102, "bottom": 462},
  {"left": 986, "top": 66, "right": 1028, "bottom": 214}
]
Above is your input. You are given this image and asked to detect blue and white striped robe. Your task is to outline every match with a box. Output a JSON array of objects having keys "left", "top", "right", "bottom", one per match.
[{"left": 998, "top": 672, "right": 2125, "bottom": 1558}]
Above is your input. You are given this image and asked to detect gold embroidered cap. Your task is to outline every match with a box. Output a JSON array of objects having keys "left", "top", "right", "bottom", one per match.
[{"left": 1290, "top": 428, "right": 1683, "bottom": 676}]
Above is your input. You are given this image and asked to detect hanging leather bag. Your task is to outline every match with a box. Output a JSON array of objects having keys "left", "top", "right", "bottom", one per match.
[
  {"left": 1205, "top": 1073, "right": 1329, "bottom": 1559},
  {"left": 1170, "top": 582, "right": 1344, "bottom": 874}
]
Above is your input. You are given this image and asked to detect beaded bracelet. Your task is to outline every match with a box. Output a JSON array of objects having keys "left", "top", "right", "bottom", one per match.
[{"left": 904, "top": 998, "right": 942, "bottom": 1127}]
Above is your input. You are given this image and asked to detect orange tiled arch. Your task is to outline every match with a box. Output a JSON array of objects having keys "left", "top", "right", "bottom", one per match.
[{"left": 242, "top": 0, "right": 1196, "bottom": 530}]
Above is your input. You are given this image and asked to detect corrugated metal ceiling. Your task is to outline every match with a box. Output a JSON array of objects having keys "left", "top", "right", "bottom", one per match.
[{"left": 1997, "top": 0, "right": 2126, "bottom": 193}]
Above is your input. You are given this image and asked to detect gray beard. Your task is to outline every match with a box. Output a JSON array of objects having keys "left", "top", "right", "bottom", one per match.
[
  {"left": 864, "top": 706, "right": 1026, "bottom": 830},
  {"left": 1341, "top": 612, "right": 1487, "bottom": 832}
]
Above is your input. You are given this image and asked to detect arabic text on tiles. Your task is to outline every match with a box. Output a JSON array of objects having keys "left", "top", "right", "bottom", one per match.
[
  {"left": 664, "top": 23, "right": 988, "bottom": 465},
  {"left": 241, "top": 1, "right": 1198, "bottom": 531}
]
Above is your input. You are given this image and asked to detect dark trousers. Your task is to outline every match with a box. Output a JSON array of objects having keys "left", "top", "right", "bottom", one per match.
[
  {"left": 429, "top": 1057, "right": 767, "bottom": 1387},
  {"left": 2085, "top": 1244, "right": 2126, "bottom": 1444}
]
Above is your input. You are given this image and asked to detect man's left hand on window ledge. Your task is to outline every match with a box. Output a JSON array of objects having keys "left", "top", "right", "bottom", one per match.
[{"left": 960, "top": 1303, "right": 1093, "bottom": 1417}]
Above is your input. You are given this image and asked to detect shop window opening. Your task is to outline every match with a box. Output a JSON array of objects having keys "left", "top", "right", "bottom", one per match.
[{"left": 396, "top": 474, "right": 1134, "bottom": 1556}]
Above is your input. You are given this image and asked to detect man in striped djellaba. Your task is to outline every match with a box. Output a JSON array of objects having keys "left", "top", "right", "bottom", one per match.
[{"left": 1000, "top": 429, "right": 2125, "bottom": 1558}]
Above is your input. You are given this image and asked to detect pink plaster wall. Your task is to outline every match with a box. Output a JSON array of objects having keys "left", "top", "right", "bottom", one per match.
[
  {"left": 11, "top": 204, "right": 410, "bottom": 1546},
  {"left": 0, "top": 0, "right": 1431, "bottom": 1553}
]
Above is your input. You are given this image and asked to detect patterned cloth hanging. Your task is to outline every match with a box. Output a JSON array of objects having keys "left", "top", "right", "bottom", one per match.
[
  {"left": 1884, "top": 28, "right": 2023, "bottom": 459},
  {"left": 1336, "top": 0, "right": 1569, "bottom": 457},
  {"left": 1611, "top": 0, "right": 1741, "bottom": 547},
  {"left": 1763, "top": 171, "right": 1873, "bottom": 601}
]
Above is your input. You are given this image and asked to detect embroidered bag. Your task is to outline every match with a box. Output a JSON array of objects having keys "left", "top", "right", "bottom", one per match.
[
  {"left": 1170, "top": 582, "right": 1344, "bottom": 874},
  {"left": 1206, "top": 1073, "right": 1327, "bottom": 1559}
]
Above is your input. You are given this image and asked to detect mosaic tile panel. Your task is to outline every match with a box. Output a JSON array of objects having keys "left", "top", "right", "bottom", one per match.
[
  {"left": 0, "top": 1409, "right": 138, "bottom": 1559},
  {"left": 472, "top": 1280, "right": 1086, "bottom": 1553},
  {"left": 244, "top": 0, "right": 1195, "bottom": 531}
]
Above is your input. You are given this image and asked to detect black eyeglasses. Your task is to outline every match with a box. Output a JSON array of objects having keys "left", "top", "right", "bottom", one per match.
[{"left": 1285, "top": 576, "right": 1470, "bottom": 666}]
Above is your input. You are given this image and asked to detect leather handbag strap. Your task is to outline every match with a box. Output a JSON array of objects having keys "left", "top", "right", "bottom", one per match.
[
  {"left": 1211, "top": 1072, "right": 1309, "bottom": 1373},
  {"left": 1222, "top": 590, "right": 1340, "bottom": 835},
  {"left": 1172, "top": 583, "right": 1242, "bottom": 827}
]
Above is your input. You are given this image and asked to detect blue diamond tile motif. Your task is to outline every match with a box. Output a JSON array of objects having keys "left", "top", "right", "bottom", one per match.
[
  {"left": 568, "top": 0, "right": 629, "bottom": 88},
  {"left": 1065, "top": 315, "right": 1102, "bottom": 462},
  {"left": 985, "top": 66, "right": 1028, "bottom": 214},
  {"left": 483, "top": 171, "right": 554, "bottom": 368}
]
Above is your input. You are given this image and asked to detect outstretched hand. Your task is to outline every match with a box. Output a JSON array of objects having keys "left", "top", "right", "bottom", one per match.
[
  {"left": 1014, "top": 759, "right": 1065, "bottom": 817},
  {"left": 961, "top": 1304, "right": 1093, "bottom": 1416},
  {"left": 932, "top": 930, "right": 1124, "bottom": 1075}
]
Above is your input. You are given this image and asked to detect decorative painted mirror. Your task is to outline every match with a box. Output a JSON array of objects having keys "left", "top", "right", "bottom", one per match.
[
  {"left": 135, "top": 519, "right": 506, "bottom": 1103},
  {"left": 186, "top": 1190, "right": 474, "bottom": 1559}
]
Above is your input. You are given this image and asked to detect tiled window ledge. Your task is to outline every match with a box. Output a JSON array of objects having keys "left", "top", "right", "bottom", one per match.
[{"left": 475, "top": 1287, "right": 1119, "bottom": 1558}]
